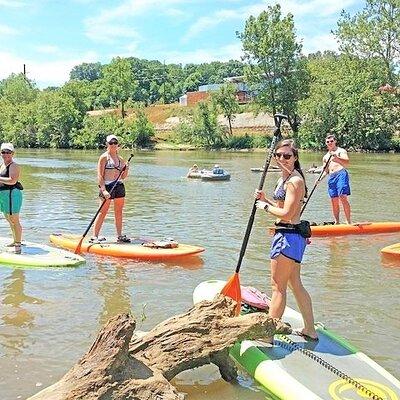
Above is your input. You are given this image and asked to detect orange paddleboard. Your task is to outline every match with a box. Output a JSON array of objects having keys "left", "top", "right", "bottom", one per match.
[
  {"left": 381, "top": 242, "right": 400, "bottom": 258},
  {"left": 311, "top": 222, "right": 400, "bottom": 237},
  {"left": 49, "top": 233, "right": 204, "bottom": 261}
]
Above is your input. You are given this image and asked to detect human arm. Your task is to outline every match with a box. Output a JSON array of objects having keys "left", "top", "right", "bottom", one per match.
[
  {"left": 120, "top": 157, "right": 130, "bottom": 179},
  {"left": 0, "top": 163, "right": 20, "bottom": 185},
  {"left": 316, "top": 155, "right": 331, "bottom": 183},
  {"left": 254, "top": 190, "right": 278, "bottom": 208},
  {"left": 97, "top": 155, "right": 110, "bottom": 199}
]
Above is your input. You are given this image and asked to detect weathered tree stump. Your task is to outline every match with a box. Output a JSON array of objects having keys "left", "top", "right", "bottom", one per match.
[{"left": 27, "top": 295, "right": 290, "bottom": 400}]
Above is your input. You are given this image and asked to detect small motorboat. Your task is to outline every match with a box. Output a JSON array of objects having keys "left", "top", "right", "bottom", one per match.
[{"left": 201, "top": 166, "right": 230, "bottom": 181}]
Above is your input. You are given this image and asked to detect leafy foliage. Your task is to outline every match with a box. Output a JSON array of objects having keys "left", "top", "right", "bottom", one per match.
[
  {"left": 213, "top": 84, "right": 240, "bottom": 135},
  {"left": 335, "top": 0, "right": 400, "bottom": 85},
  {"left": 299, "top": 53, "right": 399, "bottom": 150},
  {"left": 239, "top": 4, "right": 309, "bottom": 136}
]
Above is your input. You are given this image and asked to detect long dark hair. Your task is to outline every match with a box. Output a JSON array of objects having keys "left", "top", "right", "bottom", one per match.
[{"left": 275, "top": 139, "right": 308, "bottom": 197}]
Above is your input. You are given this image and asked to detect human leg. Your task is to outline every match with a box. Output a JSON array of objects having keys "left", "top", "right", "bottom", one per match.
[
  {"left": 93, "top": 199, "right": 111, "bottom": 237},
  {"left": 113, "top": 197, "right": 125, "bottom": 237},
  {"left": 268, "top": 255, "right": 294, "bottom": 320},
  {"left": 288, "top": 265, "right": 317, "bottom": 339},
  {"left": 339, "top": 195, "right": 351, "bottom": 224},
  {"left": 6, "top": 214, "right": 22, "bottom": 254},
  {"left": 330, "top": 197, "right": 340, "bottom": 224}
]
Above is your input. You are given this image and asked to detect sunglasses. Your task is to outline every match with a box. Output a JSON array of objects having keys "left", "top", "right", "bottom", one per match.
[
  {"left": 326, "top": 140, "right": 335, "bottom": 144},
  {"left": 108, "top": 140, "right": 118, "bottom": 145},
  {"left": 1, "top": 150, "right": 12, "bottom": 154},
  {"left": 274, "top": 152, "right": 293, "bottom": 160}
]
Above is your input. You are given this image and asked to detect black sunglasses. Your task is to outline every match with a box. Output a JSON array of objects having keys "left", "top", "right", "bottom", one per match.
[
  {"left": 1, "top": 150, "right": 12, "bottom": 154},
  {"left": 274, "top": 152, "right": 293, "bottom": 160},
  {"left": 108, "top": 140, "right": 118, "bottom": 145},
  {"left": 326, "top": 140, "right": 335, "bottom": 144}
]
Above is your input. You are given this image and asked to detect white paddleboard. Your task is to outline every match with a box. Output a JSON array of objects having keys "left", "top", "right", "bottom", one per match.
[{"left": 194, "top": 280, "right": 400, "bottom": 400}]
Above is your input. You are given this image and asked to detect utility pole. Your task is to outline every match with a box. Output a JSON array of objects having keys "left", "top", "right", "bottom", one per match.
[
  {"left": 23, "top": 64, "right": 27, "bottom": 77},
  {"left": 162, "top": 60, "right": 166, "bottom": 104}
]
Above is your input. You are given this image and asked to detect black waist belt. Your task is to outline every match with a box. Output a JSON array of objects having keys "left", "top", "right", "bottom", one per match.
[{"left": 275, "top": 222, "right": 299, "bottom": 229}]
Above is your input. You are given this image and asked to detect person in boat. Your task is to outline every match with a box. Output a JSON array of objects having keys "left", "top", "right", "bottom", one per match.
[
  {"left": 212, "top": 164, "right": 223, "bottom": 174},
  {"left": 320, "top": 134, "right": 351, "bottom": 224},
  {"left": 187, "top": 164, "right": 199, "bottom": 177},
  {"left": 254, "top": 139, "right": 318, "bottom": 341},
  {"left": 0, "top": 143, "right": 23, "bottom": 254},
  {"left": 92, "top": 135, "right": 131, "bottom": 244}
]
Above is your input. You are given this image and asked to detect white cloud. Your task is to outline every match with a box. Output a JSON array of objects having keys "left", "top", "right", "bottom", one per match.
[
  {"left": 84, "top": 0, "right": 184, "bottom": 43},
  {"left": 0, "top": 24, "right": 19, "bottom": 36},
  {"left": 34, "top": 45, "right": 60, "bottom": 54},
  {"left": 162, "top": 42, "right": 243, "bottom": 65},
  {"left": 183, "top": 9, "right": 241, "bottom": 42},
  {"left": 184, "top": 0, "right": 358, "bottom": 40},
  {"left": 0, "top": 51, "right": 99, "bottom": 88},
  {"left": 0, "top": 0, "right": 26, "bottom": 7},
  {"left": 164, "top": 8, "right": 186, "bottom": 18},
  {"left": 302, "top": 33, "right": 339, "bottom": 54}
]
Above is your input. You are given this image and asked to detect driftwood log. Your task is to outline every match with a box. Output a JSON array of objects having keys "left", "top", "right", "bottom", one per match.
[{"left": 28, "top": 294, "right": 290, "bottom": 400}]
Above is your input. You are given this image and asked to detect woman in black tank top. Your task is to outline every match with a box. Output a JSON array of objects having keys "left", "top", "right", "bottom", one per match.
[{"left": 0, "top": 143, "right": 23, "bottom": 254}]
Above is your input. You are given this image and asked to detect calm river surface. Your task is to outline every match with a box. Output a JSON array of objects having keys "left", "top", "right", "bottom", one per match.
[{"left": 0, "top": 149, "right": 399, "bottom": 399}]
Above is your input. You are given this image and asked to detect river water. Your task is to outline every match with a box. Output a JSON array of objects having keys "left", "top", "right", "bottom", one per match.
[{"left": 0, "top": 149, "right": 399, "bottom": 399}]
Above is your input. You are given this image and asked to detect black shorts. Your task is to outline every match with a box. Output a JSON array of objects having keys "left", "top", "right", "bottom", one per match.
[{"left": 99, "top": 181, "right": 126, "bottom": 199}]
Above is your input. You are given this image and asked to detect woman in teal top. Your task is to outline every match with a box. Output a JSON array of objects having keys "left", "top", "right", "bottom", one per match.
[{"left": 0, "top": 143, "right": 23, "bottom": 254}]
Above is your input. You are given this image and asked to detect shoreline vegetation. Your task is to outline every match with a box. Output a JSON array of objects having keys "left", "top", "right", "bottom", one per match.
[{"left": 0, "top": 2, "right": 399, "bottom": 153}]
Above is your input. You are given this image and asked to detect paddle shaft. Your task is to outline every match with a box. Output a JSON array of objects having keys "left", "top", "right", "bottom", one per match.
[
  {"left": 300, "top": 154, "right": 333, "bottom": 216},
  {"left": 80, "top": 153, "right": 134, "bottom": 240},
  {"left": 234, "top": 116, "right": 286, "bottom": 273}
]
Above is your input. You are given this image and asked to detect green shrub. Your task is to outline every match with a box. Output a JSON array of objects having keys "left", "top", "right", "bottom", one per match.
[{"left": 226, "top": 134, "right": 254, "bottom": 149}]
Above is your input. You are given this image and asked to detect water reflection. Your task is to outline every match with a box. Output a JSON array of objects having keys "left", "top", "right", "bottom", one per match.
[
  {"left": 381, "top": 253, "right": 400, "bottom": 269},
  {"left": 0, "top": 269, "right": 43, "bottom": 355},
  {"left": 95, "top": 261, "right": 132, "bottom": 326}
]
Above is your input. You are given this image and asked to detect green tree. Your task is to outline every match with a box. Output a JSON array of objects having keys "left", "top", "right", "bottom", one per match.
[
  {"left": 35, "top": 91, "right": 82, "bottom": 148},
  {"left": 299, "top": 53, "right": 398, "bottom": 150},
  {"left": 70, "top": 62, "right": 103, "bottom": 82},
  {"left": 0, "top": 73, "right": 38, "bottom": 104},
  {"left": 101, "top": 57, "right": 137, "bottom": 118},
  {"left": 126, "top": 107, "right": 155, "bottom": 148},
  {"left": 73, "top": 114, "right": 126, "bottom": 149},
  {"left": 239, "top": 4, "right": 309, "bottom": 136},
  {"left": 335, "top": 0, "right": 400, "bottom": 85},
  {"left": 213, "top": 83, "right": 240, "bottom": 135}
]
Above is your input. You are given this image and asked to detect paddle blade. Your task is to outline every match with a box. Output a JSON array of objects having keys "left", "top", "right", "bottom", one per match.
[
  {"left": 221, "top": 272, "right": 241, "bottom": 315},
  {"left": 74, "top": 236, "right": 84, "bottom": 254}
]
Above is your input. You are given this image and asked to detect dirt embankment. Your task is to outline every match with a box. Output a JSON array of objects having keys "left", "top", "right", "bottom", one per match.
[{"left": 87, "top": 104, "right": 276, "bottom": 136}]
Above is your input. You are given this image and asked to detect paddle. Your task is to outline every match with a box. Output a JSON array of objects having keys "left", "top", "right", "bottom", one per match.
[
  {"left": 221, "top": 114, "right": 287, "bottom": 314},
  {"left": 74, "top": 153, "right": 134, "bottom": 254},
  {"left": 300, "top": 154, "right": 333, "bottom": 216}
]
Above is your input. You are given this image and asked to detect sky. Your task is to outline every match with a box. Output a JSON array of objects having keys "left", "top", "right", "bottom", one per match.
[{"left": 0, "top": 0, "right": 364, "bottom": 88}]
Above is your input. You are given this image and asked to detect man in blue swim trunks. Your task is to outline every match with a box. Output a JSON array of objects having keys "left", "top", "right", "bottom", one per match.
[{"left": 321, "top": 134, "right": 351, "bottom": 224}]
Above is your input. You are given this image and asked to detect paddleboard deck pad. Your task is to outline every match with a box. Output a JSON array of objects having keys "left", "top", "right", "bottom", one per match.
[
  {"left": 50, "top": 233, "right": 205, "bottom": 261},
  {"left": 310, "top": 221, "right": 400, "bottom": 237},
  {"left": 0, "top": 238, "right": 85, "bottom": 267},
  {"left": 193, "top": 280, "right": 400, "bottom": 400}
]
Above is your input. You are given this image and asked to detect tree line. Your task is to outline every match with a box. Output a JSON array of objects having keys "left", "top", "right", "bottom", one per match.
[{"left": 0, "top": 0, "right": 399, "bottom": 151}]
